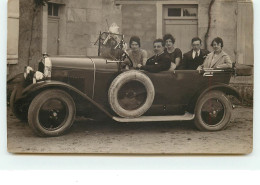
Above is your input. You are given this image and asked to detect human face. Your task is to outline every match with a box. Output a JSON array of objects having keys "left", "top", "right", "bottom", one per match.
[
  {"left": 130, "top": 41, "right": 140, "bottom": 52},
  {"left": 165, "top": 39, "right": 174, "bottom": 49},
  {"left": 153, "top": 42, "right": 164, "bottom": 55},
  {"left": 192, "top": 40, "right": 202, "bottom": 52},
  {"left": 212, "top": 41, "right": 222, "bottom": 53}
]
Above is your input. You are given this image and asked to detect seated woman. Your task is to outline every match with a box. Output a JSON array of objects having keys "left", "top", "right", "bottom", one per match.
[
  {"left": 197, "top": 37, "right": 232, "bottom": 70},
  {"left": 163, "top": 34, "right": 182, "bottom": 70},
  {"left": 124, "top": 36, "right": 148, "bottom": 68}
]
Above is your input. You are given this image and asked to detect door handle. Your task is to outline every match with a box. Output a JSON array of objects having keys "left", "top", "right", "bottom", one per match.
[{"left": 203, "top": 72, "right": 214, "bottom": 77}]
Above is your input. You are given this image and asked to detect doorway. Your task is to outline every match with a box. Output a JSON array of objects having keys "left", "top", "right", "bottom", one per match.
[
  {"left": 47, "top": 3, "right": 60, "bottom": 55},
  {"left": 163, "top": 5, "right": 198, "bottom": 53}
]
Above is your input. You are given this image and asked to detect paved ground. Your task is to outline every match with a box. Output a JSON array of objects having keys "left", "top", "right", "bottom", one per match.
[{"left": 7, "top": 106, "right": 253, "bottom": 154}]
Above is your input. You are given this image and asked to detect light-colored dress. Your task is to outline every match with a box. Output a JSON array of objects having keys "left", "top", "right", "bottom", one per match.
[
  {"left": 124, "top": 49, "right": 148, "bottom": 68},
  {"left": 202, "top": 51, "right": 232, "bottom": 68}
]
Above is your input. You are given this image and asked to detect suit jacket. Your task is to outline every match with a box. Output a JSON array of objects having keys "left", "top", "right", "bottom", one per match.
[
  {"left": 180, "top": 49, "right": 209, "bottom": 70},
  {"left": 202, "top": 51, "right": 232, "bottom": 69},
  {"left": 142, "top": 51, "right": 171, "bottom": 73}
]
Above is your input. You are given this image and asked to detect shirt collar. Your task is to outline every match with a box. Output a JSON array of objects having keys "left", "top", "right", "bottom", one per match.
[{"left": 192, "top": 50, "right": 200, "bottom": 58}]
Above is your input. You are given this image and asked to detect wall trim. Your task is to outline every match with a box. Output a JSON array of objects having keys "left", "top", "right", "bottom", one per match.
[{"left": 116, "top": 0, "right": 199, "bottom": 5}]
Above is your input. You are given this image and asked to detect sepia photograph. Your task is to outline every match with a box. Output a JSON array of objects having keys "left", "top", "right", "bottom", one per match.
[{"left": 6, "top": 0, "right": 253, "bottom": 154}]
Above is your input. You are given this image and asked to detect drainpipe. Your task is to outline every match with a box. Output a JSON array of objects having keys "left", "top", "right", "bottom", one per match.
[{"left": 204, "top": 0, "right": 215, "bottom": 50}]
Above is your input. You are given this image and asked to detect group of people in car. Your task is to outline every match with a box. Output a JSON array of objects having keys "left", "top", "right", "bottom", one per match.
[{"left": 123, "top": 34, "right": 233, "bottom": 72}]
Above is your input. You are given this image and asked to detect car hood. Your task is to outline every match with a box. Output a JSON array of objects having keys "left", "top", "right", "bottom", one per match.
[{"left": 49, "top": 56, "right": 119, "bottom": 71}]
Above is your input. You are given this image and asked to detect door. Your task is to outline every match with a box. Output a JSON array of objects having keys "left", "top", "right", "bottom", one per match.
[
  {"left": 47, "top": 18, "right": 59, "bottom": 55},
  {"left": 47, "top": 3, "right": 60, "bottom": 55},
  {"left": 163, "top": 5, "right": 198, "bottom": 53}
]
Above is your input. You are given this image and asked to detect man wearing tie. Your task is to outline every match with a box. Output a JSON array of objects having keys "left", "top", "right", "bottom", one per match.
[{"left": 180, "top": 37, "right": 209, "bottom": 70}]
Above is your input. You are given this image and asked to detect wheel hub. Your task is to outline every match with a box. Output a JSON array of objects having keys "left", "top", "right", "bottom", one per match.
[{"left": 201, "top": 98, "right": 225, "bottom": 126}]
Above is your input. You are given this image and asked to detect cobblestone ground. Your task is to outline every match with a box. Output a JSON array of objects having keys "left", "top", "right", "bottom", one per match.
[{"left": 7, "top": 106, "right": 253, "bottom": 154}]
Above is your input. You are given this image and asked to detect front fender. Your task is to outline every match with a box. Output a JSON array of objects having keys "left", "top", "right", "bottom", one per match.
[{"left": 21, "top": 80, "right": 113, "bottom": 118}]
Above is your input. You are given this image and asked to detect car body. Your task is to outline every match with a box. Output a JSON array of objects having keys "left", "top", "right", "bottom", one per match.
[{"left": 9, "top": 32, "right": 243, "bottom": 137}]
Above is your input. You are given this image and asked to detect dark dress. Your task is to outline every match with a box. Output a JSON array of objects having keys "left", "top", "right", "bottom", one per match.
[
  {"left": 166, "top": 48, "right": 182, "bottom": 69},
  {"left": 141, "top": 51, "right": 171, "bottom": 73},
  {"left": 180, "top": 49, "right": 210, "bottom": 70}
]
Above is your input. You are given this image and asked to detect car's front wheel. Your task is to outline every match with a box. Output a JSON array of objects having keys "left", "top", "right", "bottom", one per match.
[
  {"left": 10, "top": 86, "right": 28, "bottom": 121},
  {"left": 194, "top": 90, "right": 232, "bottom": 131},
  {"left": 28, "top": 89, "right": 76, "bottom": 137}
]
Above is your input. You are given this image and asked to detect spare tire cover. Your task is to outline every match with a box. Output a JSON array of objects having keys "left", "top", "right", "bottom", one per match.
[{"left": 108, "top": 70, "right": 155, "bottom": 118}]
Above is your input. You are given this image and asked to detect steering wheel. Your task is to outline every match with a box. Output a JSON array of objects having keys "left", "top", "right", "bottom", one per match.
[{"left": 121, "top": 51, "right": 133, "bottom": 68}]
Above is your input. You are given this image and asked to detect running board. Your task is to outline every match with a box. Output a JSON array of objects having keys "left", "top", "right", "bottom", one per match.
[{"left": 112, "top": 112, "right": 195, "bottom": 123}]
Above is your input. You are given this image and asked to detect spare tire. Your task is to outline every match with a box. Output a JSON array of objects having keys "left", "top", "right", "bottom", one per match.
[{"left": 108, "top": 70, "right": 155, "bottom": 118}]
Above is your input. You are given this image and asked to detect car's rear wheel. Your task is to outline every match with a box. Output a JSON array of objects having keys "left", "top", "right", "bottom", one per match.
[
  {"left": 108, "top": 70, "right": 155, "bottom": 118},
  {"left": 194, "top": 90, "right": 232, "bottom": 131},
  {"left": 28, "top": 89, "right": 76, "bottom": 137}
]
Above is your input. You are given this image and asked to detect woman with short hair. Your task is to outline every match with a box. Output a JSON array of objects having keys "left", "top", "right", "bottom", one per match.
[
  {"left": 197, "top": 37, "right": 232, "bottom": 69},
  {"left": 163, "top": 33, "right": 182, "bottom": 70},
  {"left": 124, "top": 36, "right": 148, "bottom": 68}
]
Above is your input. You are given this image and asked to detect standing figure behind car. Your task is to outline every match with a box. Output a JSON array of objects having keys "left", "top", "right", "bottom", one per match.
[
  {"left": 197, "top": 37, "right": 232, "bottom": 70},
  {"left": 180, "top": 37, "right": 210, "bottom": 70},
  {"left": 163, "top": 34, "right": 182, "bottom": 70},
  {"left": 124, "top": 36, "right": 148, "bottom": 68},
  {"left": 137, "top": 39, "right": 171, "bottom": 73}
]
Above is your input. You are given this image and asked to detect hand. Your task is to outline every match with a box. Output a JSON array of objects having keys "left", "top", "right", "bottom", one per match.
[
  {"left": 197, "top": 66, "right": 203, "bottom": 70},
  {"left": 137, "top": 64, "right": 142, "bottom": 69},
  {"left": 122, "top": 43, "right": 128, "bottom": 51}
]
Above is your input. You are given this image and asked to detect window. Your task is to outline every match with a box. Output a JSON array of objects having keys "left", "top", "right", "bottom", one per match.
[
  {"left": 183, "top": 7, "right": 197, "bottom": 17},
  {"left": 165, "top": 5, "right": 198, "bottom": 18},
  {"left": 48, "top": 3, "right": 59, "bottom": 16},
  {"left": 168, "top": 8, "right": 181, "bottom": 16}
]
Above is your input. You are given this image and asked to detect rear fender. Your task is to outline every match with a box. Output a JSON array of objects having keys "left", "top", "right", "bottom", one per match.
[
  {"left": 21, "top": 80, "right": 113, "bottom": 118},
  {"left": 188, "top": 83, "right": 241, "bottom": 113}
]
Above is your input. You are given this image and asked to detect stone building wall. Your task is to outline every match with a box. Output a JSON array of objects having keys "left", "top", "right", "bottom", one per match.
[
  {"left": 8, "top": 0, "right": 122, "bottom": 79},
  {"left": 122, "top": 4, "right": 157, "bottom": 57},
  {"left": 119, "top": 0, "right": 242, "bottom": 60},
  {"left": 8, "top": 0, "right": 43, "bottom": 79},
  {"left": 59, "top": 0, "right": 122, "bottom": 56}
]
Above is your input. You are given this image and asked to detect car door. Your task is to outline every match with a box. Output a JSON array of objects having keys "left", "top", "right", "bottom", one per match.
[{"left": 145, "top": 70, "right": 231, "bottom": 115}]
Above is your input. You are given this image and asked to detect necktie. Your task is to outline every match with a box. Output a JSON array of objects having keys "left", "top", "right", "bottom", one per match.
[{"left": 195, "top": 51, "right": 199, "bottom": 58}]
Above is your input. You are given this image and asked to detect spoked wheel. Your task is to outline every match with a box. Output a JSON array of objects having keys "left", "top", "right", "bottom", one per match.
[
  {"left": 194, "top": 90, "right": 232, "bottom": 131},
  {"left": 28, "top": 89, "right": 76, "bottom": 137}
]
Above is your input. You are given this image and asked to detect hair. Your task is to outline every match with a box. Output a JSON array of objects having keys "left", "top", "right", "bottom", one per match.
[
  {"left": 211, "top": 37, "right": 224, "bottom": 48},
  {"left": 163, "top": 34, "right": 175, "bottom": 44},
  {"left": 129, "top": 36, "right": 141, "bottom": 48},
  {"left": 191, "top": 37, "right": 202, "bottom": 44},
  {"left": 153, "top": 38, "right": 165, "bottom": 47}
]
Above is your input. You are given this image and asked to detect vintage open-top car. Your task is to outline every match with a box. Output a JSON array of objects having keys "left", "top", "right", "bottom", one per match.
[{"left": 9, "top": 32, "right": 249, "bottom": 137}]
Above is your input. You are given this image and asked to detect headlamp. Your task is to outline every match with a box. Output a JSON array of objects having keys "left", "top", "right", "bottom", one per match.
[
  {"left": 24, "top": 66, "right": 34, "bottom": 79},
  {"left": 33, "top": 71, "right": 45, "bottom": 84}
]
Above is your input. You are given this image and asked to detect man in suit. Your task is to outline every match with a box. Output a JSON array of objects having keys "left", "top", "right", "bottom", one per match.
[
  {"left": 137, "top": 39, "right": 171, "bottom": 73},
  {"left": 180, "top": 37, "right": 209, "bottom": 70}
]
